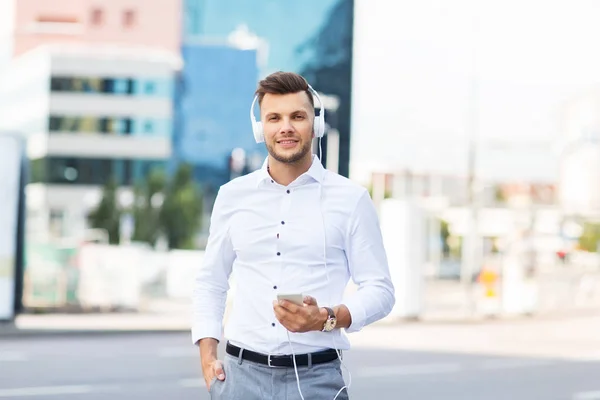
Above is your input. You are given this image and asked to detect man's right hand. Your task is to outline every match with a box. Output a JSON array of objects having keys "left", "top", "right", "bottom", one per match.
[
  {"left": 203, "top": 358, "right": 226, "bottom": 390},
  {"left": 199, "top": 338, "right": 225, "bottom": 391}
]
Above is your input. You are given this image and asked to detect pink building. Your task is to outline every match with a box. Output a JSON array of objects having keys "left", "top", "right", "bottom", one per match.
[{"left": 5, "top": 0, "right": 182, "bottom": 57}]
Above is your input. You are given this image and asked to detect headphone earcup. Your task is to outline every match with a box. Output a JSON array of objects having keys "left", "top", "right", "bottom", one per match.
[
  {"left": 314, "top": 114, "right": 325, "bottom": 138},
  {"left": 253, "top": 121, "right": 264, "bottom": 143}
]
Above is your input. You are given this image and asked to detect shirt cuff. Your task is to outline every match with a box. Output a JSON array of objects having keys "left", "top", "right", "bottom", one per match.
[
  {"left": 343, "top": 297, "right": 367, "bottom": 334},
  {"left": 191, "top": 321, "right": 223, "bottom": 346}
]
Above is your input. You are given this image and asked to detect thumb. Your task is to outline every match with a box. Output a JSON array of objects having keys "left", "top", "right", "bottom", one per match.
[
  {"left": 303, "top": 295, "right": 317, "bottom": 306},
  {"left": 213, "top": 360, "right": 225, "bottom": 380}
]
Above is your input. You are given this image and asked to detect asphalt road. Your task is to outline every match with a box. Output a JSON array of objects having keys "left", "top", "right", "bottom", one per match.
[{"left": 1, "top": 332, "right": 600, "bottom": 400}]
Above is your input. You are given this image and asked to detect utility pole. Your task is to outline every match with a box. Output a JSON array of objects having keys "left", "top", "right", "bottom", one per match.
[{"left": 461, "top": 4, "right": 481, "bottom": 315}]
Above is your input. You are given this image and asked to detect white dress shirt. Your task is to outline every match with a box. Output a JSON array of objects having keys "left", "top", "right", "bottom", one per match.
[{"left": 192, "top": 155, "right": 395, "bottom": 355}]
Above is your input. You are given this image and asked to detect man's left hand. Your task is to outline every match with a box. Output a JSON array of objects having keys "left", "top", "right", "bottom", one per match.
[{"left": 273, "top": 296, "right": 326, "bottom": 333}]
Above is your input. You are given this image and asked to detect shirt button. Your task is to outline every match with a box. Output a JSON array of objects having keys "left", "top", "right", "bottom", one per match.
[
  {"left": 286, "top": 189, "right": 290, "bottom": 194},
  {"left": 271, "top": 323, "right": 276, "bottom": 327},
  {"left": 273, "top": 285, "right": 277, "bottom": 289},
  {"left": 271, "top": 179, "right": 274, "bottom": 183},
  {"left": 277, "top": 252, "right": 281, "bottom": 256},
  {"left": 281, "top": 221, "right": 285, "bottom": 225}
]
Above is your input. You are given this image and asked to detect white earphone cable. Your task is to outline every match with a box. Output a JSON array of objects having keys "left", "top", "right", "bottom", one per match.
[{"left": 287, "top": 138, "right": 350, "bottom": 400}]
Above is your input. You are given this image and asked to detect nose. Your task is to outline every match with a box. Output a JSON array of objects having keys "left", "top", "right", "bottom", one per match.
[{"left": 279, "top": 117, "right": 294, "bottom": 133}]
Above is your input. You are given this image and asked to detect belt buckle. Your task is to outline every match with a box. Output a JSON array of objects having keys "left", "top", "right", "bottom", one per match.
[{"left": 267, "top": 354, "right": 274, "bottom": 367}]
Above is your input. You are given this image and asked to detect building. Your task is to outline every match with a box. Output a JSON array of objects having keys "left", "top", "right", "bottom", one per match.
[
  {"left": 172, "top": 41, "right": 265, "bottom": 196},
  {"left": 181, "top": 0, "right": 355, "bottom": 178},
  {"left": 0, "top": 44, "right": 181, "bottom": 239},
  {"left": 558, "top": 90, "right": 600, "bottom": 218},
  {"left": 1, "top": 0, "right": 181, "bottom": 58}
]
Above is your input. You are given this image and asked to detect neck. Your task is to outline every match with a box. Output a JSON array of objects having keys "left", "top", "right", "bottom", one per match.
[{"left": 268, "top": 154, "right": 313, "bottom": 186}]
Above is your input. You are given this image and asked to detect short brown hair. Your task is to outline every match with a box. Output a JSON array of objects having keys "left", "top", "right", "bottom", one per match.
[{"left": 255, "top": 71, "right": 314, "bottom": 109}]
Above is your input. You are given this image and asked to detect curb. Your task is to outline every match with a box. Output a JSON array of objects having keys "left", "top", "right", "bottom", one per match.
[{"left": 0, "top": 324, "right": 190, "bottom": 339}]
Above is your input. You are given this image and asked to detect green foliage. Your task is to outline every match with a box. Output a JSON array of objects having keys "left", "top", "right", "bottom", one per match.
[
  {"left": 366, "top": 184, "right": 392, "bottom": 199},
  {"left": 159, "top": 163, "right": 203, "bottom": 250},
  {"left": 88, "top": 177, "right": 121, "bottom": 244},
  {"left": 88, "top": 164, "right": 203, "bottom": 250},
  {"left": 440, "top": 219, "right": 450, "bottom": 256},
  {"left": 578, "top": 222, "right": 600, "bottom": 252},
  {"left": 131, "top": 169, "right": 166, "bottom": 246}
]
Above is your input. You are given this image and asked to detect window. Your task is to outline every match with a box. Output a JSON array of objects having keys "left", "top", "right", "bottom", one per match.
[
  {"left": 123, "top": 10, "right": 136, "bottom": 27},
  {"left": 144, "top": 81, "right": 155, "bottom": 94},
  {"left": 50, "top": 76, "right": 170, "bottom": 97},
  {"left": 39, "top": 157, "right": 165, "bottom": 186},
  {"left": 144, "top": 121, "right": 154, "bottom": 133},
  {"left": 91, "top": 8, "right": 103, "bottom": 25},
  {"left": 36, "top": 15, "right": 78, "bottom": 23},
  {"left": 48, "top": 115, "right": 134, "bottom": 134}
]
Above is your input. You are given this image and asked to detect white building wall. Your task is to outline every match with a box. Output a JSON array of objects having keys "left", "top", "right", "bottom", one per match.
[
  {"left": 49, "top": 94, "right": 172, "bottom": 119},
  {"left": 559, "top": 146, "right": 600, "bottom": 216},
  {"left": 558, "top": 91, "right": 600, "bottom": 217},
  {"left": 0, "top": 49, "right": 51, "bottom": 137},
  {"left": 44, "top": 134, "right": 171, "bottom": 159}
]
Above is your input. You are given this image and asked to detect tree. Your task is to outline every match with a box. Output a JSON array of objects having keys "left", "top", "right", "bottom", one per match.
[
  {"left": 159, "top": 163, "right": 203, "bottom": 249},
  {"left": 578, "top": 221, "right": 600, "bottom": 252},
  {"left": 88, "top": 177, "right": 121, "bottom": 244},
  {"left": 131, "top": 169, "right": 167, "bottom": 246}
]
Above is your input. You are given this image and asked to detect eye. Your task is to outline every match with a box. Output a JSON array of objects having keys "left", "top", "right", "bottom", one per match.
[
  {"left": 294, "top": 115, "right": 305, "bottom": 120},
  {"left": 268, "top": 116, "right": 279, "bottom": 121}
]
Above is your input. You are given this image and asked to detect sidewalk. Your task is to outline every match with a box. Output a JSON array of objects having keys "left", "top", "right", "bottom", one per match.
[
  {"left": 0, "top": 299, "right": 192, "bottom": 338},
  {"left": 351, "top": 313, "right": 600, "bottom": 361}
]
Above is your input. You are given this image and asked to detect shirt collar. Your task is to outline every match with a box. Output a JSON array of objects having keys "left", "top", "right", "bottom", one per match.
[{"left": 256, "top": 154, "right": 326, "bottom": 187}]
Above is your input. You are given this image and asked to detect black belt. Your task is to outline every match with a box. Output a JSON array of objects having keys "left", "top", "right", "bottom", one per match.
[{"left": 226, "top": 342, "right": 339, "bottom": 368}]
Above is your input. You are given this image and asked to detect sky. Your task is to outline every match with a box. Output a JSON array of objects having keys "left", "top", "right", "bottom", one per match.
[{"left": 350, "top": 0, "right": 600, "bottom": 184}]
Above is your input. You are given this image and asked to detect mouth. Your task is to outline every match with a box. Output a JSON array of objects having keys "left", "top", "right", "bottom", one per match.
[{"left": 276, "top": 139, "right": 299, "bottom": 149}]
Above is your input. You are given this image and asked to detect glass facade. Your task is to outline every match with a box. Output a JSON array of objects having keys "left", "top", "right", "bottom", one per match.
[
  {"left": 48, "top": 115, "right": 171, "bottom": 137},
  {"left": 50, "top": 76, "right": 173, "bottom": 98},
  {"left": 180, "top": 0, "right": 354, "bottom": 183},
  {"left": 30, "top": 157, "right": 166, "bottom": 186},
  {"left": 173, "top": 44, "right": 265, "bottom": 193}
]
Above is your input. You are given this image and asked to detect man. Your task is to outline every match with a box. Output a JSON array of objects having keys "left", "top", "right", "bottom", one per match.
[{"left": 192, "top": 71, "right": 395, "bottom": 399}]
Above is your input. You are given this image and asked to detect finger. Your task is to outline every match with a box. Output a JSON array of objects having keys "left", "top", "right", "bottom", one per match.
[
  {"left": 303, "top": 296, "right": 317, "bottom": 306},
  {"left": 213, "top": 360, "right": 225, "bottom": 380},
  {"left": 273, "top": 305, "right": 285, "bottom": 321},
  {"left": 278, "top": 300, "right": 301, "bottom": 313}
]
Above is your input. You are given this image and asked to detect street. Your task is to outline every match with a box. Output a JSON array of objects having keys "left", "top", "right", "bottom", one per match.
[{"left": 1, "top": 327, "right": 600, "bottom": 400}]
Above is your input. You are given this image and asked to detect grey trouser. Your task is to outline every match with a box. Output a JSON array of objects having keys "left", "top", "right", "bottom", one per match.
[{"left": 209, "top": 352, "right": 350, "bottom": 399}]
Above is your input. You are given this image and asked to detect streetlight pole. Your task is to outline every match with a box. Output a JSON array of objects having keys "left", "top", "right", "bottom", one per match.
[{"left": 461, "top": 4, "right": 481, "bottom": 314}]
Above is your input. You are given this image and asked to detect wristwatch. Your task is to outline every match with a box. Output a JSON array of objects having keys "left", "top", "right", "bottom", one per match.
[{"left": 321, "top": 307, "right": 337, "bottom": 332}]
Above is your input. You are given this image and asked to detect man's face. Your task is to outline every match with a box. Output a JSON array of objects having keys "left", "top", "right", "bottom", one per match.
[{"left": 260, "top": 91, "right": 314, "bottom": 164}]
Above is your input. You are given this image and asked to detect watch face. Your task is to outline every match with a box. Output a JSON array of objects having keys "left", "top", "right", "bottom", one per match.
[{"left": 324, "top": 318, "right": 337, "bottom": 331}]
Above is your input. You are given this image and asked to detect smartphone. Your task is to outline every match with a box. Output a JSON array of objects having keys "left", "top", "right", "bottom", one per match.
[{"left": 277, "top": 293, "right": 304, "bottom": 306}]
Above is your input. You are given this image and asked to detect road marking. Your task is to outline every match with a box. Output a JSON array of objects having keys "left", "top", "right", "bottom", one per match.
[
  {"left": 357, "top": 363, "right": 461, "bottom": 378},
  {"left": 179, "top": 378, "right": 206, "bottom": 388},
  {"left": 158, "top": 347, "right": 196, "bottom": 358},
  {"left": 480, "top": 359, "right": 553, "bottom": 371},
  {"left": 0, "top": 351, "right": 27, "bottom": 361},
  {"left": 0, "top": 385, "right": 93, "bottom": 397},
  {"left": 573, "top": 391, "right": 600, "bottom": 400}
]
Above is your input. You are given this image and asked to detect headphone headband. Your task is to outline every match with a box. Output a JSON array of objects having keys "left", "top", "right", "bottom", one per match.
[{"left": 250, "top": 84, "right": 326, "bottom": 143}]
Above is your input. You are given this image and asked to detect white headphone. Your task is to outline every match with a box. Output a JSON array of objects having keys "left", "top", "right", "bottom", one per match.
[{"left": 250, "top": 84, "right": 326, "bottom": 143}]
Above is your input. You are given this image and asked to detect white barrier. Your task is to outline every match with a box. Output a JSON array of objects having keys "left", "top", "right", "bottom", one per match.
[
  {"left": 166, "top": 250, "right": 205, "bottom": 299},
  {"left": 77, "top": 244, "right": 145, "bottom": 310}
]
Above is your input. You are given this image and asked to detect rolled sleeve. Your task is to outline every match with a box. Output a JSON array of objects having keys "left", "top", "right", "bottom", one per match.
[
  {"left": 191, "top": 187, "right": 236, "bottom": 345},
  {"left": 343, "top": 190, "right": 395, "bottom": 333}
]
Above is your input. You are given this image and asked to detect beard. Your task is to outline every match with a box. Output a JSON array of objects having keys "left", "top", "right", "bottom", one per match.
[{"left": 266, "top": 139, "right": 312, "bottom": 164}]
